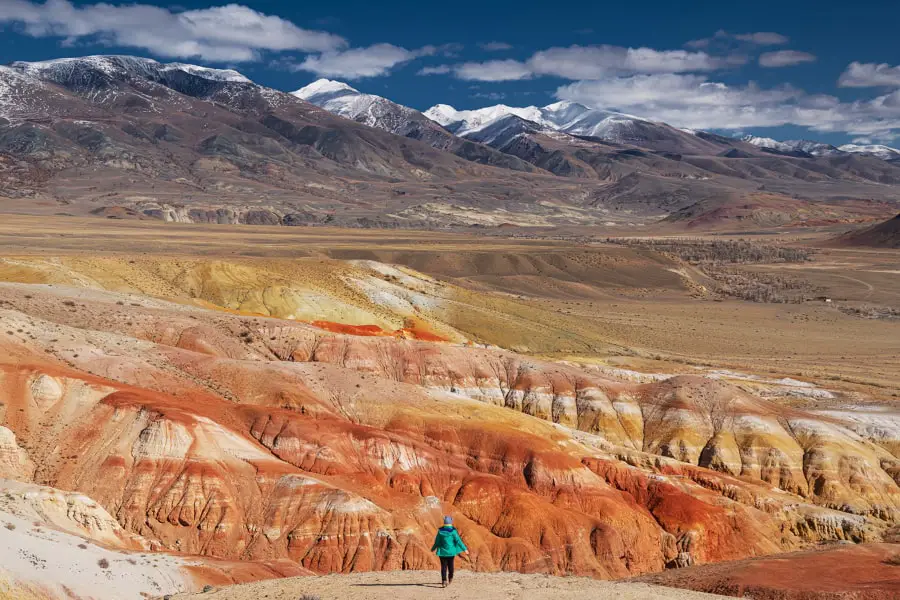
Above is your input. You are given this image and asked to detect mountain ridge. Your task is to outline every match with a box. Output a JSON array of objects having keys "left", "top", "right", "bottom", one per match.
[{"left": 1, "top": 56, "right": 900, "bottom": 230}]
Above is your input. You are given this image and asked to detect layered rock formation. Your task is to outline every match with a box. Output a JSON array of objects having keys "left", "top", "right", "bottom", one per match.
[{"left": 0, "top": 270, "right": 896, "bottom": 593}]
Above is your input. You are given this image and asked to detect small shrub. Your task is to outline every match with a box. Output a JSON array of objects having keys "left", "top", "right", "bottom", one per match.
[
  {"left": 299, "top": 595, "right": 322, "bottom": 600},
  {"left": 202, "top": 585, "right": 215, "bottom": 592},
  {"left": 97, "top": 558, "right": 109, "bottom": 569},
  {"left": 3, "top": 523, "right": 14, "bottom": 530},
  {"left": 885, "top": 553, "right": 900, "bottom": 566}
]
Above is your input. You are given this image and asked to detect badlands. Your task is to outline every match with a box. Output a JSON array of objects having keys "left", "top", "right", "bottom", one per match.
[{"left": 0, "top": 215, "right": 897, "bottom": 599}]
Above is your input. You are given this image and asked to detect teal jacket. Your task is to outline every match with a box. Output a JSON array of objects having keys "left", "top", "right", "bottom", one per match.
[{"left": 431, "top": 525, "right": 467, "bottom": 557}]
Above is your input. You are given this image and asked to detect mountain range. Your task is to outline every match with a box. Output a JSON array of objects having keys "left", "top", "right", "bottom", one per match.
[
  {"left": 1, "top": 56, "right": 899, "bottom": 230},
  {"left": 741, "top": 135, "right": 900, "bottom": 161}
]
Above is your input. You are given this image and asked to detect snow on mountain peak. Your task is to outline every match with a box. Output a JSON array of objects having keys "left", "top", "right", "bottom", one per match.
[
  {"left": 838, "top": 143, "right": 900, "bottom": 160},
  {"left": 10, "top": 55, "right": 252, "bottom": 84},
  {"left": 742, "top": 135, "right": 791, "bottom": 151},
  {"left": 423, "top": 103, "right": 544, "bottom": 136},
  {"left": 293, "top": 78, "right": 359, "bottom": 101},
  {"left": 161, "top": 63, "right": 251, "bottom": 83},
  {"left": 423, "top": 104, "right": 462, "bottom": 126}
]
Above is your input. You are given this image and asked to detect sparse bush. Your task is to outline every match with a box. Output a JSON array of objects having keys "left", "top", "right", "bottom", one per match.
[
  {"left": 605, "top": 238, "right": 817, "bottom": 303},
  {"left": 97, "top": 558, "right": 109, "bottom": 569},
  {"left": 607, "top": 238, "right": 812, "bottom": 264},
  {"left": 299, "top": 595, "right": 322, "bottom": 600},
  {"left": 839, "top": 305, "right": 900, "bottom": 320},
  {"left": 884, "top": 553, "right": 900, "bottom": 566},
  {"left": 3, "top": 523, "right": 14, "bottom": 530},
  {"left": 705, "top": 266, "right": 815, "bottom": 303}
]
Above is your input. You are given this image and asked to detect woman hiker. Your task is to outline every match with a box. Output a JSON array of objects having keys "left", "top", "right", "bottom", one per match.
[{"left": 431, "top": 515, "right": 468, "bottom": 587}]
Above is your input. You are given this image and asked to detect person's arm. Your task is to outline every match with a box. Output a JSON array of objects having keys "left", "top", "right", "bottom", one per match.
[
  {"left": 455, "top": 531, "right": 468, "bottom": 553},
  {"left": 431, "top": 534, "right": 439, "bottom": 552}
]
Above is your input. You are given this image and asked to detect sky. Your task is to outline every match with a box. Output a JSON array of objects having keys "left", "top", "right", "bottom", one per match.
[{"left": 2, "top": 0, "right": 900, "bottom": 145}]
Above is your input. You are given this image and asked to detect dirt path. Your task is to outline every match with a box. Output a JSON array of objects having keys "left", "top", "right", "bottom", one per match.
[
  {"left": 832, "top": 273, "right": 877, "bottom": 298},
  {"left": 167, "top": 570, "right": 732, "bottom": 600}
]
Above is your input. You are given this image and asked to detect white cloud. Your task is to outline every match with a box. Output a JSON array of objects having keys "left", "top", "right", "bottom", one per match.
[
  {"left": 686, "top": 30, "right": 788, "bottom": 49},
  {"left": 839, "top": 62, "right": 900, "bottom": 88},
  {"left": 555, "top": 73, "right": 900, "bottom": 140},
  {"left": 418, "top": 65, "right": 452, "bottom": 75},
  {"left": 528, "top": 45, "right": 720, "bottom": 79},
  {"left": 733, "top": 31, "right": 789, "bottom": 45},
  {"left": 0, "top": 0, "right": 346, "bottom": 61},
  {"left": 296, "top": 44, "right": 423, "bottom": 79},
  {"left": 479, "top": 41, "right": 512, "bottom": 51},
  {"left": 427, "top": 44, "right": 721, "bottom": 82},
  {"left": 420, "top": 43, "right": 464, "bottom": 58},
  {"left": 473, "top": 91, "right": 507, "bottom": 100},
  {"left": 759, "top": 50, "right": 816, "bottom": 67},
  {"left": 452, "top": 59, "right": 533, "bottom": 81}
]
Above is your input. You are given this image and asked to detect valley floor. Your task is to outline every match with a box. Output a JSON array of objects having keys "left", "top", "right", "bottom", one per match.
[{"left": 166, "top": 570, "right": 731, "bottom": 600}]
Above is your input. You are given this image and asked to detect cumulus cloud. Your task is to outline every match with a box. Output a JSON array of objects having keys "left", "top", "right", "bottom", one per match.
[
  {"left": 555, "top": 73, "right": 900, "bottom": 140},
  {"left": 529, "top": 45, "right": 720, "bottom": 78},
  {"left": 479, "top": 41, "right": 512, "bottom": 51},
  {"left": 839, "top": 62, "right": 900, "bottom": 88},
  {"left": 451, "top": 59, "right": 533, "bottom": 81},
  {"left": 418, "top": 65, "right": 452, "bottom": 75},
  {"left": 296, "top": 44, "right": 428, "bottom": 78},
  {"left": 0, "top": 0, "right": 345, "bottom": 61},
  {"left": 759, "top": 50, "right": 817, "bottom": 67},
  {"left": 424, "top": 44, "right": 722, "bottom": 82}
]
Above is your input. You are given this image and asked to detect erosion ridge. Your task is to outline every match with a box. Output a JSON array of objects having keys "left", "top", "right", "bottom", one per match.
[{"left": 0, "top": 251, "right": 897, "bottom": 600}]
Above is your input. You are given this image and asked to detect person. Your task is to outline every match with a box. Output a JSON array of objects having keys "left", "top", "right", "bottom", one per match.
[{"left": 430, "top": 515, "right": 468, "bottom": 587}]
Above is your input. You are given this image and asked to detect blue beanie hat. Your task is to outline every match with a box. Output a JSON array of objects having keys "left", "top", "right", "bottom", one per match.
[{"left": 443, "top": 515, "right": 453, "bottom": 525}]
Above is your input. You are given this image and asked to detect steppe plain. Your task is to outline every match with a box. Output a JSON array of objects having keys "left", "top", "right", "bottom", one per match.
[{"left": 0, "top": 213, "right": 897, "bottom": 600}]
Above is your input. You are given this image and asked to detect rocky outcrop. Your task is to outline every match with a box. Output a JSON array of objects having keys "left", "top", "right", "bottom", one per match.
[{"left": 0, "top": 277, "right": 896, "bottom": 582}]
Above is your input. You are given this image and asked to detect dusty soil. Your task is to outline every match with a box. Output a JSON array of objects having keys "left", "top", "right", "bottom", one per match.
[
  {"left": 0, "top": 215, "right": 898, "bottom": 600},
  {"left": 635, "top": 543, "right": 900, "bottom": 599},
  {"left": 0, "top": 214, "right": 896, "bottom": 397},
  {"left": 167, "top": 570, "right": 731, "bottom": 600}
]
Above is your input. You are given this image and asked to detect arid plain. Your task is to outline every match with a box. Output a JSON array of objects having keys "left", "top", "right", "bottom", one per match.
[{"left": 0, "top": 214, "right": 898, "bottom": 600}]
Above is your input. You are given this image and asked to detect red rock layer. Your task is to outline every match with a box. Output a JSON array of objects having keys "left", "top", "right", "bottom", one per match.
[
  {"left": 635, "top": 542, "right": 900, "bottom": 599},
  {"left": 0, "top": 283, "right": 896, "bottom": 581}
]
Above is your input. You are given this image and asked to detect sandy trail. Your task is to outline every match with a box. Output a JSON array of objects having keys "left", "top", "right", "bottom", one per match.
[{"left": 167, "top": 570, "right": 731, "bottom": 600}]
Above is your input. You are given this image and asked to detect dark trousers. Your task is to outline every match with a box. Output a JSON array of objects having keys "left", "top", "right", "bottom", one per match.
[{"left": 440, "top": 555, "right": 455, "bottom": 582}]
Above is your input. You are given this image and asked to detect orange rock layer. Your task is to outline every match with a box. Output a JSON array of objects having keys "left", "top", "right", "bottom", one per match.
[{"left": 0, "top": 282, "right": 896, "bottom": 581}]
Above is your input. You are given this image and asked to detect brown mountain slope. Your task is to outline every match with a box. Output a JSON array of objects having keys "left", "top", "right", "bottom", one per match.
[
  {"left": 1, "top": 56, "right": 900, "bottom": 230},
  {"left": 836, "top": 213, "right": 900, "bottom": 248}
]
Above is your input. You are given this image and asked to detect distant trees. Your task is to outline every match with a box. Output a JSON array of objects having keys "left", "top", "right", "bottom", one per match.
[{"left": 607, "top": 238, "right": 812, "bottom": 264}]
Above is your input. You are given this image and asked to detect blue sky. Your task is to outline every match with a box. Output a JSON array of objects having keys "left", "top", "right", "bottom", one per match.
[{"left": 2, "top": 0, "right": 900, "bottom": 145}]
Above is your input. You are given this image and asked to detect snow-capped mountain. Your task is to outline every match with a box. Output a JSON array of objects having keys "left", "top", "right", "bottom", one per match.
[
  {"left": 742, "top": 135, "right": 793, "bottom": 152},
  {"left": 783, "top": 140, "right": 843, "bottom": 157},
  {"left": 424, "top": 103, "right": 546, "bottom": 137},
  {"left": 742, "top": 135, "right": 891, "bottom": 158},
  {"left": 423, "top": 100, "right": 642, "bottom": 142},
  {"left": 293, "top": 78, "right": 535, "bottom": 171},
  {"left": 293, "top": 78, "right": 427, "bottom": 135},
  {"left": 838, "top": 143, "right": 900, "bottom": 161},
  {"left": 10, "top": 56, "right": 251, "bottom": 87}
]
